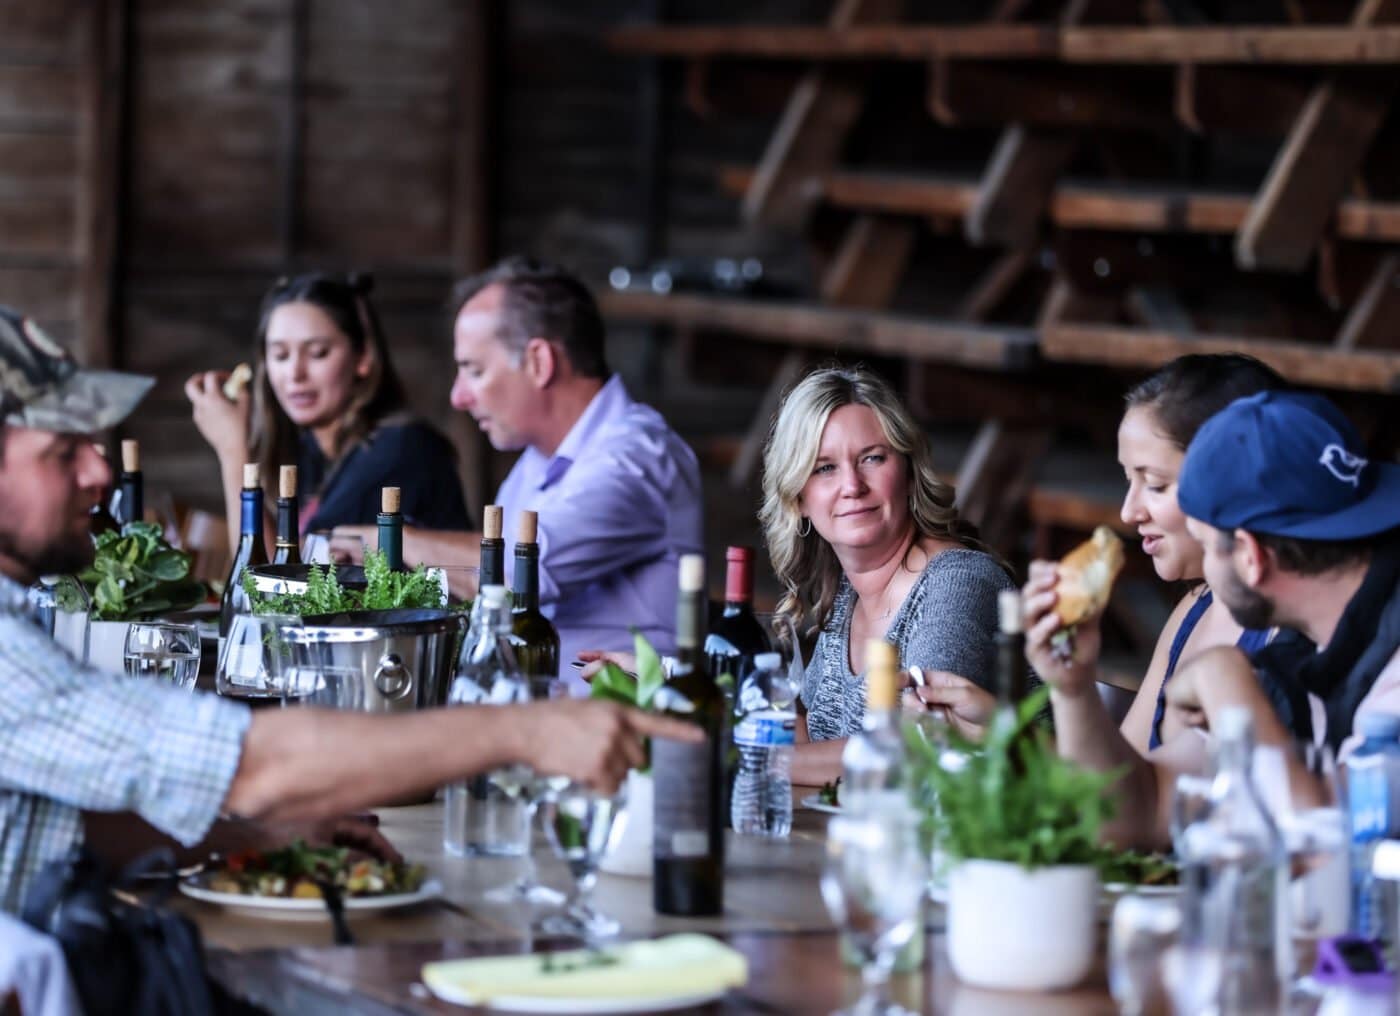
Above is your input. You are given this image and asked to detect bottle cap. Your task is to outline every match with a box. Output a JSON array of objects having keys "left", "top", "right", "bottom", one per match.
[
  {"left": 120, "top": 439, "right": 139, "bottom": 472},
  {"left": 479, "top": 584, "right": 508, "bottom": 608},
  {"left": 1359, "top": 713, "right": 1400, "bottom": 741},
  {"left": 679, "top": 554, "right": 705, "bottom": 593},
  {"left": 997, "top": 589, "right": 1023, "bottom": 635},
  {"left": 381, "top": 486, "right": 401, "bottom": 514},
  {"left": 726, "top": 546, "right": 753, "bottom": 565},
  {"left": 518, "top": 509, "right": 538, "bottom": 544},
  {"left": 754, "top": 652, "right": 782, "bottom": 671},
  {"left": 242, "top": 463, "right": 260, "bottom": 489},
  {"left": 279, "top": 464, "right": 297, "bottom": 499},
  {"left": 865, "top": 640, "right": 899, "bottom": 710},
  {"left": 483, "top": 504, "right": 503, "bottom": 540}
]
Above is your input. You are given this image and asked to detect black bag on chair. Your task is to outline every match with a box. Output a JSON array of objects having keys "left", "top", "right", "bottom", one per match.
[{"left": 21, "top": 847, "right": 253, "bottom": 1016}]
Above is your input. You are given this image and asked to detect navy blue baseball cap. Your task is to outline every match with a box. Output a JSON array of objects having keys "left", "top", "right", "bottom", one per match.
[{"left": 1179, "top": 390, "right": 1400, "bottom": 541}]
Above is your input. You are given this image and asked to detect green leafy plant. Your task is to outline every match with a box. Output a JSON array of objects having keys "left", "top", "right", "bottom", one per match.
[
  {"left": 77, "top": 522, "right": 205, "bottom": 621},
  {"left": 904, "top": 687, "right": 1120, "bottom": 870},
  {"left": 243, "top": 550, "right": 446, "bottom": 616}
]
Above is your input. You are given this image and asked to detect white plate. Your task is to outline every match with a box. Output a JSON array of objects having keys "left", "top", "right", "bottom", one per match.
[
  {"left": 425, "top": 981, "right": 726, "bottom": 1013},
  {"left": 799, "top": 794, "right": 842, "bottom": 815},
  {"left": 178, "top": 876, "right": 442, "bottom": 922}
]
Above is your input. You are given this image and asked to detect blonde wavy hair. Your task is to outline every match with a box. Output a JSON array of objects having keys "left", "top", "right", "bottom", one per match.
[{"left": 759, "top": 365, "right": 997, "bottom": 635}]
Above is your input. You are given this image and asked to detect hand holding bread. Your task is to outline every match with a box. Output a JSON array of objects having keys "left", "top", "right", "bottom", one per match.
[{"left": 1021, "top": 526, "right": 1126, "bottom": 696}]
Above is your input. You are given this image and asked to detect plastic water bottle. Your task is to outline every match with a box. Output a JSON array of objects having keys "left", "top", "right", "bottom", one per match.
[
  {"left": 731, "top": 652, "right": 796, "bottom": 838},
  {"left": 1347, "top": 713, "right": 1400, "bottom": 941},
  {"left": 1174, "top": 707, "right": 1289, "bottom": 1014},
  {"left": 444, "top": 585, "right": 531, "bottom": 857}
]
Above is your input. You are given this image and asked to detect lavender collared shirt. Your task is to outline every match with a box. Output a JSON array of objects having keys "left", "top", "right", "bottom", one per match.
[{"left": 495, "top": 375, "right": 704, "bottom": 694}]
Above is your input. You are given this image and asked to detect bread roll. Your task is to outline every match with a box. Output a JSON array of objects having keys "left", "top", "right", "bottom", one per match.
[
  {"left": 1054, "top": 526, "right": 1125, "bottom": 627},
  {"left": 222, "top": 362, "right": 253, "bottom": 401}
]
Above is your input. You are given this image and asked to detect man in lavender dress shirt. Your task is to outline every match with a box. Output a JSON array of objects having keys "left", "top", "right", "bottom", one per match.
[{"left": 384, "top": 257, "right": 704, "bottom": 691}]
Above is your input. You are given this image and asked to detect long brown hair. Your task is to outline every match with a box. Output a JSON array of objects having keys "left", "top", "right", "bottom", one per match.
[
  {"left": 758, "top": 365, "right": 1002, "bottom": 636},
  {"left": 247, "top": 271, "right": 407, "bottom": 499}
]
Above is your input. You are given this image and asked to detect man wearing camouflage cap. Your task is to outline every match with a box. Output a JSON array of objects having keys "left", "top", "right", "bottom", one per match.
[{"left": 0, "top": 305, "right": 695, "bottom": 913}]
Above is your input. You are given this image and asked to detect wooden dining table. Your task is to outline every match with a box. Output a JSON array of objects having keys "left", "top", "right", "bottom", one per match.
[{"left": 182, "top": 798, "right": 1127, "bottom": 1015}]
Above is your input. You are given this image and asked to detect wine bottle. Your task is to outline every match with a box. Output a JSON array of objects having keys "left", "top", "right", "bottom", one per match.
[
  {"left": 272, "top": 464, "right": 301, "bottom": 565},
  {"left": 840, "top": 640, "right": 906, "bottom": 814},
  {"left": 219, "top": 464, "right": 268, "bottom": 643},
  {"left": 993, "top": 589, "right": 1033, "bottom": 771},
  {"left": 110, "top": 439, "right": 144, "bottom": 528},
  {"left": 377, "top": 486, "right": 403, "bottom": 571},
  {"left": 479, "top": 504, "right": 504, "bottom": 588},
  {"left": 705, "top": 545, "right": 772, "bottom": 687},
  {"left": 508, "top": 509, "right": 560, "bottom": 699},
  {"left": 89, "top": 500, "right": 119, "bottom": 537},
  {"left": 654, "top": 553, "right": 725, "bottom": 917}
]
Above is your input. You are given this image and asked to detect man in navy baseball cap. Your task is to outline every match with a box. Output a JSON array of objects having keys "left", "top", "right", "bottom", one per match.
[{"left": 1173, "top": 390, "right": 1400, "bottom": 756}]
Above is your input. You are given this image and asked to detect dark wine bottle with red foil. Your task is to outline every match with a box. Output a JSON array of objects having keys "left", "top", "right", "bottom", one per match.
[
  {"left": 705, "top": 545, "right": 772, "bottom": 686},
  {"left": 653, "top": 554, "right": 725, "bottom": 916},
  {"left": 272, "top": 464, "right": 301, "bottom": 565}
]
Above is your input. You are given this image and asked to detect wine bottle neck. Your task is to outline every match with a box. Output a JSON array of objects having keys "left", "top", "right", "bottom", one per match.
[
  {"left": 723, "top": 556, "right": 753, "bottom": 605},
  {"left": 378, "top": 511, "right": 403, "bottom": 570},
  {"left": 240, "top": 488, "right": 263, "bottom": 536},
  {"left": 676, "top": 588, "right": 706, "bottom": 652},
  {"left": 275, "top": 497, "right": 299, "bottom": 547},
  {"left": 513, "top": 543, "right": 541, "bottom": 610},
  {"left": 996, "top": 632, "right": 1026, "bottom": 705},
  {"left": 480, "top": 538, "right": 504, "bottom": 589}
]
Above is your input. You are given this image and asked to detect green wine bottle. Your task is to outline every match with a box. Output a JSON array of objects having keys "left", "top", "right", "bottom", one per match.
[
  {"left": 377, "top": 486, "right": 403, "bottom": 571},
  {"left": 508, "top": 509, "right": 560, "bottom": 699},
  {"left": 653, "top": 553, "right": 725, "bottom": 916}
]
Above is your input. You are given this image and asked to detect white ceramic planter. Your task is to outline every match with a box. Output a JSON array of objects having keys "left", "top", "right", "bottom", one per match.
[
  {"left": 947, "top": 859, "right": 1098, "bottom": 991},
  {"left": 599, "top": 770, "right": 652, "bottom": 877},
  {"left": 84, "top": 620, "right": 131, "bottom": 675}
]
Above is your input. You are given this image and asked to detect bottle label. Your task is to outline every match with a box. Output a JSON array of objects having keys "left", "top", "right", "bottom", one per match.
[
  {"left": 1351, "top": 765, "right": 1391, "bottom": 841},
  {"left": 733, "top": 712, "right": 796, "bottom": 748},
  {"left": 653, "top": 736, "right": 715, "bottom": 859}
]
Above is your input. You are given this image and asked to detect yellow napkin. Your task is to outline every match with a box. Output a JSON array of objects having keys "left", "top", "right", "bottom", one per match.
[{"left": 422, "top": 934, "right": 748, "bottom": 1004}]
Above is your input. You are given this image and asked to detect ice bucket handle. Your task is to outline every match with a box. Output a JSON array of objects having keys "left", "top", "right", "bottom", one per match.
[{"left": 373, "top": 653, "right": 413, "bottom": 700}]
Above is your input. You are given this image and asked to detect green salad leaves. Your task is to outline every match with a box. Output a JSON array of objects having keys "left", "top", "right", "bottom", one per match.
[{"left": 77, "top": 522, "right": 205, "bottom": 621}]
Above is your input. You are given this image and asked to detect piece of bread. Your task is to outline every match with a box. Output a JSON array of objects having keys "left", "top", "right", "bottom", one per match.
[
  {"left": 222, "top": 362, "right": 253, "bottom": 401},
  {"left": 1054, "top": 525, "right": 1125, "bottom": 627}
]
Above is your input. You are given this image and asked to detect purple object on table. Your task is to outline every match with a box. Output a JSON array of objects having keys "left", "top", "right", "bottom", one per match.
[{"left": 1312, "top": 935, "right": 1394, "bottom": 991}]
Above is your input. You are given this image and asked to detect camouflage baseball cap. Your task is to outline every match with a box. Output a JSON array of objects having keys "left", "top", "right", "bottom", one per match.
[{"left": 0, "top": 305, "right": 153, "bottom": 434}]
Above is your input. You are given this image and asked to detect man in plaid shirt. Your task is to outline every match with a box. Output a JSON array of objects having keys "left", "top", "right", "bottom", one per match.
[{"left": 0, "top": 304, "right": 695, "bottom": 913}]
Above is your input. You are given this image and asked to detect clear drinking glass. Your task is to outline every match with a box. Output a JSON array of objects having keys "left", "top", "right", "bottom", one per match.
[
  {"left": 124, "top": 622, "right": 201, "bottom": 690},
  {"left": 536, "top": 779, "right": 626, "bottom": 943},
  {"left": 425, "top": 565, "right": 478, "bottom": 608},
  {"left": 1109, "top": 894, "right": 1182, "bottom": 1016},
  {"left": 820, "top": 810, "right": 927, "bottom": 1016},
  {"left": 216, "top": 612, "right": 298, "bottom": 706}
]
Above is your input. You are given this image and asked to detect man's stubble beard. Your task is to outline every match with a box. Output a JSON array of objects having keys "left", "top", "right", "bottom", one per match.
[
  {"left": 1216, "top": 561, "right": 1276, "bottom": 632},
  {"left": 0, "top": 529, "right": 93, "bottom": 583}
]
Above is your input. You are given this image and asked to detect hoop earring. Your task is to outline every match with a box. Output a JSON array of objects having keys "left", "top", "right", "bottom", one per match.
[{"left": 797, "top": 517, "right": 812, "bottom": 538}]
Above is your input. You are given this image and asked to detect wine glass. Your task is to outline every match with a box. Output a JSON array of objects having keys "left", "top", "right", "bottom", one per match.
[
  {"left": 820, "top": 809, "right": 927, "bottom": 1016},
  {"left": 536, "top": 779, "right": 626, "bottom": 943},
  {"left": 216, "top": 612, "right": 298, "bottom": 706},
  {"left": 425, "top": 565, "right": 478, "bottom": 608},
  {"left": 124, "top": 622, "right": 201, "bottom": 690}
]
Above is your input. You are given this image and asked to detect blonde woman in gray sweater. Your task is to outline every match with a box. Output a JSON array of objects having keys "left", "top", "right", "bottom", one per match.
[{"left": 759, "top": 366, "right": 1015, "bottom": 786}]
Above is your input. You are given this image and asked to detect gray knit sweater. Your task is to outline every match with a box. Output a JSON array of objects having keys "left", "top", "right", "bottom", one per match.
[{"left": 800, "top": 548, "right": 1013, "bottom": 742}]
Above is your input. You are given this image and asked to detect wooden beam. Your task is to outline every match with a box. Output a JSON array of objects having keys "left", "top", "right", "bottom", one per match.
[
  {"left": 820, "top": 215, "right": 917, "bottom": 307},
  {"left": 74, "top": 0, "right": 128, "bottom": 370},
  {"left": 967, "top": 125, "right": 1077, "bottom": 247},
  {"left": 717, "top": 165, "right": 1400, "bottom": 241},
  {"left": 599, "top": 290, "right": 1037, "bottom": 369},
  {"left": 1041, "top": 322, "right": 1400, "bottom": 391},
  {"left": 930, "top": 61, "right": 1172, "bottom": 129},
  {"left": 954, "top": 420, "right": 1051, "bottom": 552},
  {"left": 1334, "top": 252, "right": 1400, "bottom": 349},
  {"left": 742, "top": 0, "right": 902, "bottom": 230},
  {"left": 956, "top": 248, "right": 1034, "bottom": 321},
  {"left": 610, "top": 24, "right": 1400, "bottom": 64}
]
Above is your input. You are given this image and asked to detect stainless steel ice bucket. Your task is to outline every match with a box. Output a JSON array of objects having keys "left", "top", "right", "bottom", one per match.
[
  {"left": 282, "top": 608, "right": 466, "bottom": 715},
  {"left": 245, "top": 563, "right": 367, "bottom": 598}
]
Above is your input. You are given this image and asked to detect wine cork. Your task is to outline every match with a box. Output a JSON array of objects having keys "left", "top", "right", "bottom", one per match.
[
  {"left": 381, "top": 486, "right": 401, "bottom": 514},
  {"left": 517, "top": 509, "right": 538, "bottom": 544},
  {"left": 242, "top": 463, "right": 260, "bottom": 489},
  {"left": 121, "top": 439, "right": 140, "bottom": 472},
  {"left": 483, "top": 504, "right": 503, "bottom": 540},
  {"left": 279, "top": 465, "right": 297, "bottom": 499},
  {"left": 865, "top": 640, "right": 899, "bottom": 710},
  {"left": 679, "top": 553, "right": 705, "bottom": 593}
]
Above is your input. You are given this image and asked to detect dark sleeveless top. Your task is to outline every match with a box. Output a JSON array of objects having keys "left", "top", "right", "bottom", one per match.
[{"left": 1148, "top": 589, "right": 1271, "bottom": 750}]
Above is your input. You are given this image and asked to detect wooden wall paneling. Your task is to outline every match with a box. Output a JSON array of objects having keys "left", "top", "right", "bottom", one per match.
[
  {"left": 1333, "top": 251, "right": 1400, "bottom": 348},
  {"left": 1235, "top": 0, "right": 1400, "bottom": 272},
  {"left": 741, "top": 0, "right": 904, "bottom": 231}
]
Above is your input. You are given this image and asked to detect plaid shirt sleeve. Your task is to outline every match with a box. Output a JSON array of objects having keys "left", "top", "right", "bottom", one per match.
[{"left": 0, "top": 614, "right": 250, "bottom": 846}]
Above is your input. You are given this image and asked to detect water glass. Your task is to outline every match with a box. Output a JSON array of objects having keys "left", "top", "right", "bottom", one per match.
[
  {"left": 820, "top": 809, "right": 926, "bottom": 1016},
  {"left": 1258, "top": 741, "right": 1348, "bottom": 939},
  {"left": 124, "top": 622, "right": 201, "bottom": 690},
  {"left": 216, "top": 612, "right": 298, "bottom": 705},
  {"left": 425, "top": 565, "right": 478, "bottom": 608},
  {"left": 536, "top": 780, "right": 626, "bottom": 943},
  {"left": 1109, "top": 894, "right": 1182, "bottom": 1016}
]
